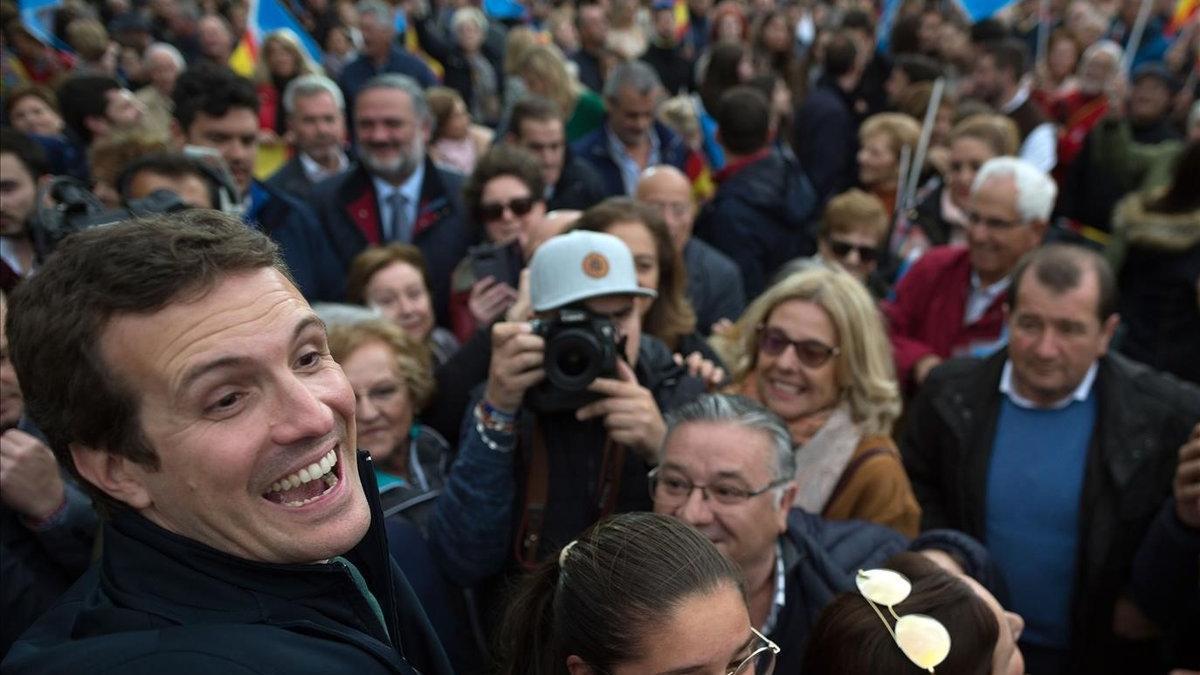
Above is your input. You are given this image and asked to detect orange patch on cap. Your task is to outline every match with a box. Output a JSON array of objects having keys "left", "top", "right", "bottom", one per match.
[{"left": 582, "top": 252, "right": 610, "bottom": 279}]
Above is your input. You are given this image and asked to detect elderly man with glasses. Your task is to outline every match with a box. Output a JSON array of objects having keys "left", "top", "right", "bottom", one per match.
[
  {"left": 651, "top": 394, "right": 1000, "bottom": 674},
  {"left": 882, "top": 157, "right": 1055, "bottom": 391}
]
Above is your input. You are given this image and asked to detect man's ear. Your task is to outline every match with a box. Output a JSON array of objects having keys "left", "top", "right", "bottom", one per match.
[
  {"left": 566, "top": 655, "right": 595, "bottom": 675},
  {"left": 1098, "top": 312, "right": 1120, "bottom": 354},
  {"left": 776, "top": 483, "right": 797, "bottom": 532},
  {"left": 1029, "top": 218, "right": 1050, "bottom": 242},
  {"left": 70, "top": 443, "right": 154, "bottom": 510}
]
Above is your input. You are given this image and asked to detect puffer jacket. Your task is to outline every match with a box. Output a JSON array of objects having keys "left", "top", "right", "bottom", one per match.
[
  {"left": 1109, "top": 191, "right": 1200, "bottom": 385},
  {"left": 693, "top": 147, "right": 819, "bottom": 297}
]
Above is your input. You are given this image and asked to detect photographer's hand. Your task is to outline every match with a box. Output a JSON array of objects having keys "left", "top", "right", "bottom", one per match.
[
  {"left": 673, "top": 351, "right": 725, "bottom": 391},
  {"left": 483, "top": 322, "right": 545, "bottom": 415},
  {"left": 578, "top": 359, "right": 667, "bottom": 461},
  {"left": 468, "top": 276, "right": 519, "bottom": 328}
]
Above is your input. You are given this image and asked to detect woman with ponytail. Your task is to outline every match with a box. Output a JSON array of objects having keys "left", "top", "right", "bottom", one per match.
[{"left": 496, "top": 512, "right": 781, "bottom": 675}]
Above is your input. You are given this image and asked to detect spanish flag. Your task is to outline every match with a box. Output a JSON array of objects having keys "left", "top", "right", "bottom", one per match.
[
  {"left": 227, "top": 0, "right": 323, "bottom": 77},
  {"left": 1168, "top": 0, "right": 1198, "bottom": 33}
]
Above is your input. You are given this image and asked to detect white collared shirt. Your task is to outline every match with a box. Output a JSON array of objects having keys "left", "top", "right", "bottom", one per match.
[
  {"left": 965, "top": 271, "right": 1010, "bottom": 325},
  {"left": 371, "top": 160, "right": 424, "bottom": 241},
  {"left": 298, "top": 149, "right": 349, "bottom": 184},
  {"left": 999, "top": 359, "right": 1099, "bottom": 410}
]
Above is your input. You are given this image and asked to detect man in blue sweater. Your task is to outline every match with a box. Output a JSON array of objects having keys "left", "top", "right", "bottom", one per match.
[{"left": 903, "top": 243, "right": 1200, "bottom": 675}]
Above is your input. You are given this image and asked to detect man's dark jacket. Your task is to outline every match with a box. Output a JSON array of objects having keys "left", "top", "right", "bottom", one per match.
[
  {"left": 265, "top": 153, "right": 353, "bottom": 204},
  {"left": 250, "top": 179, "right": 345, "bottom": 303},
  {"left": 546, "top": 153, "right": 608, "bottom": 212},
  {"left": 901, "top": 350, "right": 1200, "bottom": 674},
  {"left": 769, "top": 510, "right": 999, "bottom": 674},
  {"left": 693, "top": 147, "right": 819, "bottom": 298},
  {"left": 792, "top": 74, "right": 860, "bottom": 205},
  {"left": 683, "top": 237, "right": 746, "bottom": 334},
  {"left": 571, "top": 119, "right": 690, "bottom": 198},
  {"left": 1, "top": 453, "right": 453, "bottom": 675},
  {"left": 311, "top": 159, "right": 469, "bottom": 325}
]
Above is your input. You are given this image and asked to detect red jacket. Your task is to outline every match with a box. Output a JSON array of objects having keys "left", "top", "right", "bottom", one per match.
[{"left": 881, "top": 246, "right": 1008, "bottom": 391}]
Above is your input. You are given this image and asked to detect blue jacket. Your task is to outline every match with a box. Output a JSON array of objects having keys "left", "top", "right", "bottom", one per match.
[
  {"left": 769, "top": 510, "right": 998, "bottom": 674},
  {"left": 310, "top": 160, "right": 470, "bottom": 326},
  {"left": 1, "top": 453, "right": 453, "bottom": 675},
  {"left": 247, "top": 179, "right": 345, "bottom": 303},
  {"left": 428, "top": 336, "right": 705, "bottom": 588},
  {"left": 693, "top": 148, "right": 819, "bottom": 298},
  {"left": 570, "top": 119, "right": 691, "bottom": 198}
]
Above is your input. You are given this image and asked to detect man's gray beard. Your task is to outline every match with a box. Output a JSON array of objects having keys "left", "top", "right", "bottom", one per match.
[{"left": 360, "top": 138, "right": 424, "bottom": 183}]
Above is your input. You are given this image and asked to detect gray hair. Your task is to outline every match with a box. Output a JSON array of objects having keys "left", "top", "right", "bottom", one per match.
[
  {"left": 356, "top": 0, "right": 394, "bottom": 27},
  {"left": 602, "top": 60, "right": 663, "bottom": 100},
  {"left": 451, "top": 6, "right": 487, "bottom": 34},
  {"left": 662, "top": 394, "right": 795, "bottom": 484},
  {"left": 283, "top": 74, "right": 345, "bottom": 115},
  {"left": 1079, "top": 39, "right": 1122, "bottom": 70},
  {"left": 144, "top": 42, "right": 185, "bottom": 70},
  {"left": 972, "top": 156, "right": 1058, "bottom": 223},
  {"left": 357, "top": 73, "right": 431, "bottom": 123}
]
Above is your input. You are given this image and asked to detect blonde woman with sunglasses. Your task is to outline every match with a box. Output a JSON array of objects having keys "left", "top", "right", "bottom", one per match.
[{"left": 713, "top": 265, "right": 921, "bottom": 536}]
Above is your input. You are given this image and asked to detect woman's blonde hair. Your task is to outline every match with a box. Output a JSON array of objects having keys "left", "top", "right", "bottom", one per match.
[
  {"left": 255, "top": 29, "right": 322, "bottom": 83},
  {"left": 948, "top": 113, "right": 1020, "bottom": 157},
  {"left": 714, "top": 266, "right": 901, "bottom": 436},
  {"left": 858, "top": 112, "right": 921, "bottom": 156},
  {"left": 327, "top": 318, "right": 436, "bottom": 410},
  {"left": 515, "top": 44, "right": 581, "bottom": 117}
]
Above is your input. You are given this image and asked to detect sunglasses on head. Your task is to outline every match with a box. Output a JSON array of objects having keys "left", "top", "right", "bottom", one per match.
[
  {"left": 856, "top": 568, "right": 952, "bottom": 672},
  {"left": 827, "top": 238, "right": 879, "bottom": 263},
  {"left": 479, "top": 196, "right": 536, "bottom": 222},
  {"left": 756, "top": 326, "right": 840, "bottom": 368}
]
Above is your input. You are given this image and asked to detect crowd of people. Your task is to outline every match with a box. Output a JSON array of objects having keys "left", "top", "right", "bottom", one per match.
[{"left": 1, "top": 0, "right": 1199, "bottom": 671}]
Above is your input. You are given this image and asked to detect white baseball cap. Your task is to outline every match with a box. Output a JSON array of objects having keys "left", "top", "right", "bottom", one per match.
[{"left": 529, "top": 230, "right": 658, "bottom": 312}]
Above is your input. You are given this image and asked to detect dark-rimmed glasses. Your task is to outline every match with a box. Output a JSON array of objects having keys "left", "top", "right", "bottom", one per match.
[
  {"left": 756, "top": 326, "right": 840, "bottom": 368},
  {"left": 826, "top": 238, "right": 879, "bottom": 263},
  {"left": 649, "top": 467, "right": 791, "bottom": 507},
  {"left": 479, "top": 195, "right": 536, "bottom": 222}
]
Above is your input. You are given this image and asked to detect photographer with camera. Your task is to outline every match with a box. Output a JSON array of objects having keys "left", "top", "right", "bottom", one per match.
[{"left": 428, "top": 229, "right": 706, "bottom": 594}]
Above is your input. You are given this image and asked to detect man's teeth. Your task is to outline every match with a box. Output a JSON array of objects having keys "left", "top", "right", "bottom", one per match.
[{"left": 268, "top": 449, "right": 337, "bottom": 494}]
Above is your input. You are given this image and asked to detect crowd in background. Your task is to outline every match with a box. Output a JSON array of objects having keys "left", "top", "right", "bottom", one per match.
[{"left": 1, "top": 0, "right": 1199, "bottom": 671}]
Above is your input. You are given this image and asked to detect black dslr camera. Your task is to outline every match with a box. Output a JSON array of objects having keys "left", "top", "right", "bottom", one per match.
[{"left": 525, "top": 309, "right": 623, "bottom": 413}]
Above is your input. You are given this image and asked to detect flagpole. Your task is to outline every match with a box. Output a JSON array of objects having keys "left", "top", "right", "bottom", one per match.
[
  {"left": 903, "top": 77, "right": 945, "bottom": 215},
  {"left": 1120, "top": 0, "right": 1155, "bottom": 73}
]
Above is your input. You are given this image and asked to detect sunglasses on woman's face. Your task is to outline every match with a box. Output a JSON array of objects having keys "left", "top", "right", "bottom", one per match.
[
  {"left": 479, "top": 195, "right": 536, "bottom": 222},
  {"left": 756, "top": 326, "right": 840, "bottom": 369},
  {"left": 827, "top": 238, "right": 880, "bottom": 263}
]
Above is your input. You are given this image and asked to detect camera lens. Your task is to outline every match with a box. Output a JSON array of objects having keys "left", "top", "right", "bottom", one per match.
[{"left": 545, "top": 329, "right": 602, "bottom": 390}]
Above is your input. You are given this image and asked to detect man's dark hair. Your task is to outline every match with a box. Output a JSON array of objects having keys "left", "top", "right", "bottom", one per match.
[
  {"left": 172, "top": 62, "right": 260, "bottom": 132},
  {"left": 0, "top": 127, "right": 51, "bottom": 177},
  {"left": 55, "top": 73, "right": 121, "bottom": 144},
  {"left": 894, "top": 54, "right": 943, "bottom": 84},
  {"left": 970, "top": 18, "right": 1008, "bottom": 45},
  {"left": 509, "top": 95, "right": 564, "bottom": 137},
  {"left": 5, "top": 210, "right": 288, "bottom": 513},
  {"left": 981, "top": 39, "right": 1029, "bottom": 81},
  {"left": 116, "top": 151, "right": 224, "bottom": 206},
  {"left": 840, "top": 8, "right": 874, "bottom": 35},
  {"left": 715, "top": 85, "right": 770, "bottom": 156},
  {"left": 823, "top": 31, "right": 859, "bottom": 79},
  {"left": 462, "top": 144, "right": 545, "bottom": 236},
  {"left": 1010, "top": 243, "right": 1117, "bottom": 322}
]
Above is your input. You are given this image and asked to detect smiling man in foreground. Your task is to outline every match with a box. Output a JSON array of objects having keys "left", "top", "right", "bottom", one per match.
[{"left": 1, "top": 210, "right": 451, "bottom": 674}]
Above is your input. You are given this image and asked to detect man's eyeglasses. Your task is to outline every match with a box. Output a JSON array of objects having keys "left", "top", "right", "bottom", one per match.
[
  {"left": 649, "top": 467, "right": 790, "bottom": 507},
  {"left": 479, "top": 196, "right": 536, "bottom": 222},
  {"left": 856, "top": 568, "right": 952, "bottom": 672},
  {"left": 965, "top": 210, "right": 1021, "bottom": 230},
  {"left": 826, "top": 238, "right": 879, "bottom": 263},
  {"left": 729, "top": 627, "right": 780, "bottom": 675},
  {"left": 756, "top": 326, "right": 840, "bottom": 369}
]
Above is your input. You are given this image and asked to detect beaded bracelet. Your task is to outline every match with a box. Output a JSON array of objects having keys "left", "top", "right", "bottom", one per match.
[{"left": 474, "top": 403, "right": 516, "bottom": 452}]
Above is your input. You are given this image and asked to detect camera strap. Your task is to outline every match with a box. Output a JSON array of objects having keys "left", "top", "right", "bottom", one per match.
[{"left": 515, "top": 421, "right": 626, "bottom": 571}]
